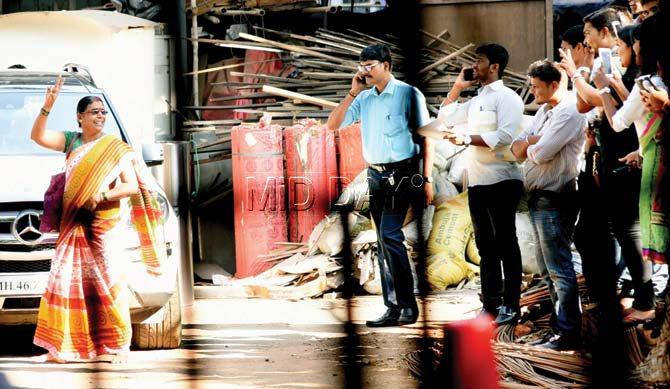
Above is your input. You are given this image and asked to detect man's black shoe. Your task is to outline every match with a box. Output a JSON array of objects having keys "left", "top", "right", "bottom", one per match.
[
  {"left": 538, "top": 334, "right": 581, "bottom": 351},
  {"left": 366, "top": 308, "right": 401, "bottom": 327},
  {"left": 398, "top": 307, "right": 419, "bottom": 325},
  {"left": 527, "top": 330, "right": 556, "bottom": 346},
  {"left": 494, "top": 306, "right": 519, "bottom": 326}
]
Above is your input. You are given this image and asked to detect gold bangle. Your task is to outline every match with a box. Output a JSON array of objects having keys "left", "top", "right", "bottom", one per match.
[{"left": 40, "top": 107, "right": 50, "bottom": 116}]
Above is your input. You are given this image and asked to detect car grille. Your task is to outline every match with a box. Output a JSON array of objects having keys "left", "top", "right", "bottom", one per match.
[
  {"left": 0, "top": 244, "right": 55, "bottom": 252},
  {"left": 2, "top": 297, "right": 41, "bottom": 309},
  {"left": 0, "top": 260, "right": 51, "bottom": 273}
]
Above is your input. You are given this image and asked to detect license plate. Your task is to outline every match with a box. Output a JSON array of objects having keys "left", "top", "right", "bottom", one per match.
[{"left": 0, "top": 274, "right": 48, "bottom": 296}]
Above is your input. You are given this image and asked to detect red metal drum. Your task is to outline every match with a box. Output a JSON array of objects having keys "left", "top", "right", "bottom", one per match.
[
  {"left": 284, "top": 120, "right": 338, "bottom": 242},
  {"left": 336, "top": 122, "right": 367, "bottom": 188},
  {"left": 232, "top": 120, "right": 287, "bottom": 278},
  {"left": 443, "top": 315, "right": 499, "bottom": 389}
]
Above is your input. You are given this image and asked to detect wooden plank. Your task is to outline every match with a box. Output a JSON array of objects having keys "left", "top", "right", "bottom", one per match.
[
  {"left": 301, "top": 72, "right": 353, "bottom": 79},
  {"left": 195, "top": 137, "right": 232, "bottom": 150},
  {"left": 238, "top": 32, "right": 353, "bottom": 65},
  {"left": 262, "top": 85, "right": 339, "bottom": 108},
  {"left": 185, "top": 102, "right": 283, "bottom": 110},
  {"left": 183, "top": 57, "right": 285, "bottom": 76},
  {"left": 184, "top": 119, "right": 242, "bottom": 126},
  {"left": 254, "top": 26, "right": 362, "bottom": 54},
  {"left": 229, "top": 71, "right": 307, "bottom": 84},
  {"left": 419, "top": 43, "right": 475, "bottom": 74},
  {"left": 209, "top": 92, "right": 273, "bottom": 102},
  {"left": 425, "top": 28, "right": 451, "bottom": 46}
]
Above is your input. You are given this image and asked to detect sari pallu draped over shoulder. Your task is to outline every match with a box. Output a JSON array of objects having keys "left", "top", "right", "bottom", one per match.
[
  {"left": 34, "top": 135, "right": 166, "bottom": 361},
  {"left": 639, "top": 113, "right": 669, "bottom": 265}
]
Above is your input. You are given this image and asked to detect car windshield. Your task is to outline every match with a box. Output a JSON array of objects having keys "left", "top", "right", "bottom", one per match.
[{"left": 0, "top": 91, "right": 122, "bottom": 155}]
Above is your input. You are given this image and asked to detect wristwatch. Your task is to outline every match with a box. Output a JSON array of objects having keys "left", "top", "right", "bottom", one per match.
[
  {"left": 462, "top": 134, "right": 472, "bottom": 146},
  {"left": 423, "top": 175, "right": 434, "bottom": 184}
]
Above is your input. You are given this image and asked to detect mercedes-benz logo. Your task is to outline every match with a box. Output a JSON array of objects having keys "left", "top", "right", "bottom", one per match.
[{"left": 11, "top": 210, "right": 43, "bottom": 246}]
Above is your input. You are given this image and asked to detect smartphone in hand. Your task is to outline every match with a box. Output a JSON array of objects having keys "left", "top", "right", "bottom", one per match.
[
  {"left": 637, "top": 79, "right": 650, "bottom": 93},
  {"left": 599, "top": 48, "right": 613, "bottom": 76},
  {"left": 463, "top": 68, "right": 475, "bottom": 81}
]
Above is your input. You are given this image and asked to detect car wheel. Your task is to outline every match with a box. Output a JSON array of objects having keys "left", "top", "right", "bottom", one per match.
[{"left": 131, "top": 287, "right": 182, "bottom": 350}]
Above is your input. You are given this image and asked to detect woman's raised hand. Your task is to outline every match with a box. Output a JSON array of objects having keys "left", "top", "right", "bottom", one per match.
[{"left": 43, "top": 76, "right": 63, "bottom": 111}]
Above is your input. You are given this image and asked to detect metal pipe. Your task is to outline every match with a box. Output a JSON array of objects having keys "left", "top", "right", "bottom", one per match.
[
  {"left": 175, "top": 0, "right": 189, "bottom": 130},
  {"left": 301, "top": 6, "right": 339, "bottom": 13},
  {"left": 213, "top": 7, "right": 266, "bottom": 16},
  {"left": 190, "top": 0, "right": 199, "bottom": 114}
]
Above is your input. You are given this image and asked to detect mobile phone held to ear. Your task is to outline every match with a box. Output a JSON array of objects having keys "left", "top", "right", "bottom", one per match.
[
  {"left": 463, "top": 68, "right": 475, "bottom": 81},
  {"left": 356, "top": 75, "right": 368, "bottom": 86},
  {"left": 599, "top": 48, "right": 613, "bottom": 77}
]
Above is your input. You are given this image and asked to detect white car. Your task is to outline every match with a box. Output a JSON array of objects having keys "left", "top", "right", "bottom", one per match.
[{"left": 0, "top": 68, "right": 182, "bottom": 349}]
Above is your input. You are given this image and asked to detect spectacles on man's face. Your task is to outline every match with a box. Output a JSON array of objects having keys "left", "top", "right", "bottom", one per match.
[
  {"left": 85, "top": 109, "right": 108, "bottom": 116},
  {"left": 357, "top": 62, "right": 381, "bottom": 73}
]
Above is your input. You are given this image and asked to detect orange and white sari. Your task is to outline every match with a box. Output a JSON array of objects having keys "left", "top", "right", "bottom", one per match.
[{"left": 34, "top": 134, "right": 164, "bottom": 361}]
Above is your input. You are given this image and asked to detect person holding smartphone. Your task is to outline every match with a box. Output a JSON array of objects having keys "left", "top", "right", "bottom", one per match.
[
  {"left": 327, "top": 44, "right": 433, "bottom": 327},
  {"left": 439, "top": 44, "right": 525, "bottom": 326},
  {"left": 560, "top": 8, "right": 644, "bottom": 385},
  {"left": 596, "top": 17, "right": 668, "bottom": 321}
]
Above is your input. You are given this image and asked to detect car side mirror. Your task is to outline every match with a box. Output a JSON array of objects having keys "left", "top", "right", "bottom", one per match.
[{"left": 142, "top": 143, "right": 164, "bottom": 167}]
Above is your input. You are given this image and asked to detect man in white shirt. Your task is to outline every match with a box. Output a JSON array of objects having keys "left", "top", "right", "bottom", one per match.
[
  {"left": 441, "top": 43, "right": 525, "bottom": 326},
  {"left": 512, "top": 61, "right": 586, "bottom": 350}
]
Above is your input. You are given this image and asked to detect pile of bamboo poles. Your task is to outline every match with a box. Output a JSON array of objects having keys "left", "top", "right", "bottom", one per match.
[
  {"left": 190, "top": 0, "right": 386, "bottom": 17},
  {"left": 184, "top": 26, "right": 530, "bottom": 139}
]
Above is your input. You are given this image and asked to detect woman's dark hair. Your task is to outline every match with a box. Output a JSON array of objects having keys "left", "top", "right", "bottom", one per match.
[
  {"left": 618, "top": 25, "right": 640, "bottom": 85},
  {"left": 560, "top": 25, "right": 585, "bottom": 48},
  {"left": 359, "top": 44, "right": 392, "bottom": 70},
  {"left": 76, "top": 96, "right": 104, "bottom": 127},
  {"left": 583, "top": 8, "right": 620, "bottom": 36},
  {"left": 634, "top": 14, "right": 663, "bottom": 75},
  {"left": 527, "top": 60, "right": 562, "bottom": 84},
  {"left": 475, "top": 43, "right": 509, "bottom": 78}
]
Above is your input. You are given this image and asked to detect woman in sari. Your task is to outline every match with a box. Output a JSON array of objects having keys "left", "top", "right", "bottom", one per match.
[
  {"left": 640, "top": 49, "right": 670, "bottom": 279},
  {"left": 29, "top": 76, "right": 164, "bottom": 363},
  {"left": 592, "top": 18, "right": 668, "bottom": 323}
]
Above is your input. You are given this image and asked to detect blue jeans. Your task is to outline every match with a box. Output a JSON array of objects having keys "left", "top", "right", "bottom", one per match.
[{"left": 528, "top": 190, "right": 581, "bottom": 338}]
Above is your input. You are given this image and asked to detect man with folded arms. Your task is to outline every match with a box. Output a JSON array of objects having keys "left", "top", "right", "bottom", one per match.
[{"left": 511, "top": 60, "right": 586, "bottom": 350}]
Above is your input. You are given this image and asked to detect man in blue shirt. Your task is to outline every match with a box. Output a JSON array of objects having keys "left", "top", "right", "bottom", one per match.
[{"left": 327, "top": 44, "right": 434, "bottom": 327}]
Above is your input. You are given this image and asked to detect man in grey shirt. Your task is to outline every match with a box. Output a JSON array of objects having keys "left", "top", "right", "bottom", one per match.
[{"left": 511, "top": 60, "right": 586, "bottom": 351}]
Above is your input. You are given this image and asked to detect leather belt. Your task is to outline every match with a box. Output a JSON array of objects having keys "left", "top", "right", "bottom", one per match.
[{"left": 368, "top": 157, "right": 417, "bottom": 172}]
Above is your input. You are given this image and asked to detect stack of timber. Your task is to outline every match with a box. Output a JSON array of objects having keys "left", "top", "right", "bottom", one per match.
[
  {"left": 184, "top": 27, "right": 530, "bottom": 147},
  {"left": 189, "top": 0, "right": 386, "bottom": 17},
  {"left": 189, "top": 0, "right": 320, "bottom": 17}
]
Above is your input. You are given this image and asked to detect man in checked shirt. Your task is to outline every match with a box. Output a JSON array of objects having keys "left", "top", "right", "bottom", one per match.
[{"left": 511, "top": 60, "right": 586, "bottom": 351}]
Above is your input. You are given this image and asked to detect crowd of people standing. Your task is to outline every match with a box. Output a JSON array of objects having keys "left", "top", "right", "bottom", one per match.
[{"left": 329, "top": 0, "right": 669, "bottom": 384}]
